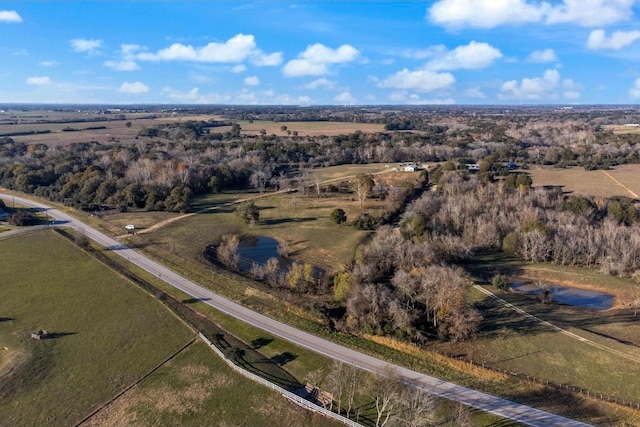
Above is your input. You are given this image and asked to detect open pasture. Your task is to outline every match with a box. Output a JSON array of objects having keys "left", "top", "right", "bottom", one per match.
[
  {"left": 0, "top": 229, "right": 194, "bottom": 426},
  {"left": 0, "top": 110, "right": 223, "bottom": 146},
  {"left": 526, "top": 165, "right": 640, "bottom": 198},
  {"left": 82, "top": 340, "right": 342, "bottom": 427},
  {"left": 603, "top": 124, "right": 640, "bottom": 135},
  {"left": 226, "top": 119, "right": 386, "bottom": 137}
]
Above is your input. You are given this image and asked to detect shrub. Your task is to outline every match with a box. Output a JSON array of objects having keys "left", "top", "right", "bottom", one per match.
[
  {"left": 330, "top": 208, "right": 347, "bottom": 224},
  {"left": 491, "top": 274, "right": 509, "bottom": 291}
]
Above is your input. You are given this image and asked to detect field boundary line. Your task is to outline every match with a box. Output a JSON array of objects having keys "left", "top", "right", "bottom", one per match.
[
  {"left": 601, "top": 170, "right": 639, "bottom": 199},
  {"left": 473, "top": 285, "right": 640, "bottom": 364},
  {"left": 74, "top": 337, "right": 196, "bottom": 427}
]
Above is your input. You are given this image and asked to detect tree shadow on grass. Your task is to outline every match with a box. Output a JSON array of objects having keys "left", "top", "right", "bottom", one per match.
[
  {"left": 251, "top": 337, "right": 273, "bottom": 349},
  {"left": 0, "top": 317, "right": 13, "bottom": 322},
  {"left": 270, "top": 351, "right": 297, "bottom": 366},
  {"left": 181, "top": 297, "right": 211, "bottom": 304},
  {"left": 263, "top": 217, "right": 317, "bottom": 226},
  {"left": 44, "top": 331, "right": 76, "bottom": 339}
]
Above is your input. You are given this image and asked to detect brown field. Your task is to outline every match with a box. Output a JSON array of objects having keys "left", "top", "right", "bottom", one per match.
[
  {"left": 228, "top": 120, "right": 386, "bottom": 137},
  {"left": 603, "top": 124, "right": 640, "bottom": 135},
  {"left": 0, "top": 112, "right": 225, "bottom": 146},
  {"left": 525, "top": 165, "right": 640, "bottom": 198},
  {"left": 1, "top": 110, "right": 385, "bottom": 145}
]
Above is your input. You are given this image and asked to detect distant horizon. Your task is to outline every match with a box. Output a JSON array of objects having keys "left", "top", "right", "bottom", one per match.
[{"left": 1, "top": 103, "right": 639, "bottom": 109}]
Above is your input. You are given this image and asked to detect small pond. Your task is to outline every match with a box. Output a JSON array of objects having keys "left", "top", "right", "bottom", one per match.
[
  {"left": 511, "top": 283, "right": 613, "bottom": 310},
  {"left": 236, "top": 236, "right": 324, "bottom": 279}
]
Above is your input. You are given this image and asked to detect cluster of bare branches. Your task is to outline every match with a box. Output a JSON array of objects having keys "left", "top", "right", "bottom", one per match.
[{"left": 403, "top": 172, "right": 640, "bottom": 275}]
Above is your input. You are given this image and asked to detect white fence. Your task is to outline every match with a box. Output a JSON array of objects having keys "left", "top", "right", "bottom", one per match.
[{"left": 198, "top": 333, "right": 364, "bottom": 427}]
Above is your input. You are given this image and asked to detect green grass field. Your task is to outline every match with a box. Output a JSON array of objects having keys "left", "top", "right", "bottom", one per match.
[
  {"left": 452, "top": 254, "right": 640, "bottom": 415},
  {"left": 0, "top": 230, "right": 194, "bottom": 426},
  {"left": 82, "top": 341, "right": 343, "bottom": 427}
]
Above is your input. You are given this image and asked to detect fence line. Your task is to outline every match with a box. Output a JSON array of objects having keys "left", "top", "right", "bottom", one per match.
[{"left": 198, "top": 333, "right": 364, "bottom": 427}]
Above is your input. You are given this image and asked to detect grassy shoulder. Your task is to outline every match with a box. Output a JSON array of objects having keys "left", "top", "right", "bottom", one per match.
[{"left": 0, "top": 229, "right": 194, "bottom": 426}]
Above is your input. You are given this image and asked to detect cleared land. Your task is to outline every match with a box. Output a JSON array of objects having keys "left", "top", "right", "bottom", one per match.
[
  {"left": 230, "top": 120, "right": 386, "bottom": 137},
  {"left": 526, "top": 165, "right": 640, "bottom": 198},
  {"left": 448, "top": 253, "right": 640, "bottom": 420},
  {"left": 0, "top": 110, "right": 387, "bottom": 146},
  {"left": 0, "top": 230, "right": 194, "bottom": 425},
  {"left": 82, "top": 341, "right": 342, "bottom": 427}
]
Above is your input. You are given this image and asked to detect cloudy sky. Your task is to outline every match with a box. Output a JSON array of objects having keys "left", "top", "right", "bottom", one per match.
[{"left": 2, "top": 0, "right": 640, "bottom": 105}]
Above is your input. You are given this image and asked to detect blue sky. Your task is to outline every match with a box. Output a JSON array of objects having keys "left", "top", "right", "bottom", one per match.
[{"left": 2, "top": 0, "right": 640, "bottom": 105}]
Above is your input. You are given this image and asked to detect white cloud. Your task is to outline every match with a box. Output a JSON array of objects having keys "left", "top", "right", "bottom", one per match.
[
  {"left": 244, "top": 76, "right": 260, "bottom": 86},
  {"left": 0, "top": 10, "right": 22, "bottom": 23},
  {"left": 70, "top": 38, "right": 103, "bottom": 54},
  {"left": 426, "top": 41, "right": 502, "bottom": 71},
  {"left": 283, "top": 43, "right": 359, "bottom": 77},
  {"left": 500, "top": 69, "right": 581, "bottom": 100},
  {"left": 105, "top": 60, "right": 139, "bottom": 71},
  {"left": 118, "top": 81, "right": 149, "bottom": 94},
  {"left": 545, "top": 0, "right": 635, "bottom": 27},
  {"left": 251, "top": 51, "right": 283, "bottom": 66},
  {"left": 230, "top": 64, "right": 246, "bottom": 73},
  {"left": 587, "top": 29, "right": 640, "bottom": 50},
  {"left": 105, "top": 44, "right": 143, "bottom": 71},
  {"left": 26, "top": 76, "right": 50, "bottom": 86},
  {"left": 428, "top": 0, "right": 546, "bottom": 29},
  {"left": 378, "top": 69, "right": 455, "bottom": 92},
  {"left": 527, "top": 48, "right": 558, "bottom": 63},
  {"left": 283, "top": 60, "right": 328, "bottom": 77},
  {"left": 137, "top": 34, "right": 281, "bottom": 66},
  {"left": 39, "top": 61, "right": 59, "bottom": 67},
  {"left": 304, "top": 78, "right": 337, "bottom": 89},
  {"left": 388, "top": 91, "right": 455, "bottom": 105},
  {"left": 334, "top": 91, "right": 357, "bottom": 104},
  {"left": 465, "top": 87, "right": 486, "bottom": 98},
  {"left": 159, "top": 86, "right": 311, "bottom": 105},
  {"left": 428, "top": 0, "right": 634, "bottom": 28},
  {"left": 630, "top": 78, "right": 640, "bottom": 98}
]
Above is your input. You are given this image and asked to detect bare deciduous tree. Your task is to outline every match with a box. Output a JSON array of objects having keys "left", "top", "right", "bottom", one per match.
[{"left": 353, "top": 173, "right": 375, "bottom": 209}]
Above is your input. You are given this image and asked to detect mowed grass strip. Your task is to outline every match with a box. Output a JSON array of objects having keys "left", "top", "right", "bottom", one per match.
[{"left": 0, "top": 230, "right": 194, "bottom": 426}]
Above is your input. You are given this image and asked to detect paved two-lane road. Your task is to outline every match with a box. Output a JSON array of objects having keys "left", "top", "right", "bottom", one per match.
[{"left": 0, "top": 193, "right": 593, "bottom": 427}]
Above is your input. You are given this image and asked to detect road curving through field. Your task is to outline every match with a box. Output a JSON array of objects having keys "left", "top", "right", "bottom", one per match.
[{"left": 0, "top": 192, "right": 594, "bottom": 427}]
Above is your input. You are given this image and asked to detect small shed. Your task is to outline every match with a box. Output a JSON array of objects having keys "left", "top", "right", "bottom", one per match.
[{"left": 31, "top": 330, "right": 49, "bottom": 340}]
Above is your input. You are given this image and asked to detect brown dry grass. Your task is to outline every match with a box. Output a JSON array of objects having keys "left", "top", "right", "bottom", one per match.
[
  {"left": 526, "top": 165, "right": 640, "bottom": 198},
  {"left": 364, "top": 334, "right": 510, "bottom": 382},
  {"left": 1, "top": 113, "right": 224, "bottom": 146},
  {"left": 604, "top": 125, "right": 640, "bottom": 135},
  {"left": 229, "top": 120, "right": 386, "bottom": 137}
]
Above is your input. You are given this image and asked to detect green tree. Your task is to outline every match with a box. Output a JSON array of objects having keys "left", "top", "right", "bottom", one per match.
[
  {"left": 333, "top": 272, "right": 352, "bottom": 302},
  {"left": 9, "top": 210, "right": 37, "bottom": 226},
  {"left": 502, "top": 231, "right": 519, "bottom": 254},
  {"left": 491, "top": 274, "right": 509, "bottom": 290},
  {"left": 164, "top": 185, "right": 191, "bottom": 213},
  {"left": 236, "top": 201, "right": 259, "bottom": 224},
  {"left": 330, "top": 208, "right": 347, "bottom": 224}
]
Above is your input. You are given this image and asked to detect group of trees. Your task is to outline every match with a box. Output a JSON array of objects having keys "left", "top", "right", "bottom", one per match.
[
  {"left": 319, "top": 362, "right": 471, "bottom": 427},
  {"left": 4, "top": 105, "right": 640, "bottom": 217},
  {"left": 335, "top": 226, "right": 481, "bottom": 343},
  {"left": 402, "top": 171, "right": 640, "bottom": 275}
]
